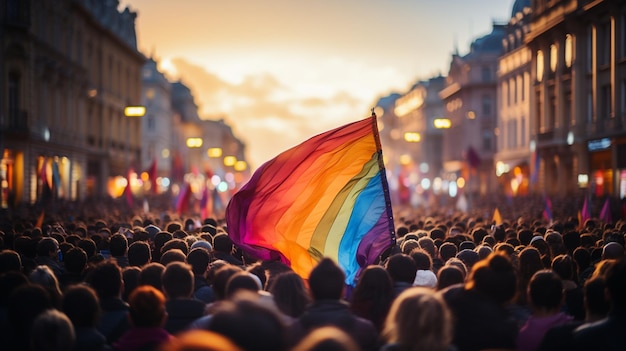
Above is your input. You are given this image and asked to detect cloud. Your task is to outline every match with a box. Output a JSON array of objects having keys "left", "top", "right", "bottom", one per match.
[{"left": 168, "top": 57, "right": 368, "bottom": 168}]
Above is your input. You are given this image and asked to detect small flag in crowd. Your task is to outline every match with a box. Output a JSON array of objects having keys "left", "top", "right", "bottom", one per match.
[
  {"left": 176, "top": 182, "right": 192, "bottom": 215},
  {"left": 543, "top": 196, "right": 553, "bottom": 223},
  {"left": 225, "top": 114, "right": 395, "bottom": 285},
  {"left": 492, "top": 208, "right": 503, "bottom": 226},
  {"left": 579, "top": 195, "right": 591, "bottom": 228},
  {"left": 599, "top": 197, "right": 612, "bottom": 224}
]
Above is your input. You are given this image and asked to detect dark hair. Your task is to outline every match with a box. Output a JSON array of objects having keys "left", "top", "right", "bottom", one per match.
[
  {"left": 350, "top": 265, "right": 393, "bottom": 331},
  {"left": 268, "top": 271, "right": 311, "bottom": 318},
  {"left": 466, "top": 252, "right": 517, "bottom": 304},
  {"left": 213, "top": 234, "right": 234, "bottom": 253},
  {"left": 62, "top": 284, "right": 101, "bottom": 327},
  {"left": 436, "top": 265, "right": 465, "bottom": 291},
  {"left": 208, "top": 295, "right": 286, "bottom": 351},
  {"left": 162, "top": 262, "right": 194, "bottom": 299},
  {"left": 161, "top": 238, "right": 188, "bottom": 256},
  {"left": 212, "top": 265, "right": 244, "bottom": 301},
  {"left": 309, "top": 258, "right": 345, "bottom": 300},
  {"left": 409, "top": 248, "right": 433, "bottom": 271},
  {"left": 128, "top": 241, "right": 151, "bottom": 267},
  {"left": 225, "top": 272, "right": 260, "bottom": 299},
  {"left": 86, "top": 261, "right": 122, "bottom": 299},
  {"left": 63, "top": 247, "right": 87, "bottom": 275},
  {"left": 36, "top": 237, "right": 59, "bottom": 257},
  {"left": 160, "top": 248, "right": 187, "bottom": 266},
  {"left": 584, "top": 277, "right": 610, "bottom": 318},
  {"left": 605, "top": 258, "right": 626, "bottom": 309},
  {"left": 439, "top": 242, "right": 458, "bottom": 262},
  {"left": 187, "top": 247, "right": 211, "bottom": 276},
  {"left": 122, "top": 266, "right": 141, "bottom": 301},
  {"left": 528, "top": 270, "right": 563, "bottom": 310},
  {"left": 77, "top": 238, "right": 97, "bottom": 258},
  {"left": 385, "top": 253, "right": 417, "bottom": 285},
  {"left": 551, "top": 254, "right": 577, "bottom": 282},
  {"left": 109, "top": 234, "right": 128, "bottom": 257},
  {"left": 0, "top": 249, "right": 22, "bottom": 274},
  {"left": 139, "top": 262, "right": 165, "bottom": 291}
]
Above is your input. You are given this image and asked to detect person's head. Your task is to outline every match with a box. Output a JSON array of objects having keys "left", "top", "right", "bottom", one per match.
[
  {"left": 63, "top": 247, "right": 87, "bottom": 275},
  {"left": 409, "top": 248, "right": 433, "bottom": 271},
  {"left": 213, "top": 234, "right": 234, "bottom": 254},
  {"left": 161, "top": 238, "right": 189, "bottom": 256},
  {"left": 383, "top": 287, "right": 452, "bottom": 351},
  {"left": 528, "top": 270, "right": 563, "bottom": 312},
  {"left": 208, "top": 293, "right": 286, "bottom": 351},
  {"left": 162, "top": 261, "right": 194, "bottom": 299},
  {"left": 0, "top": 249, "right": 22, "bottom": 273},
  {"left": 139, "top": 262, "right": 165, "bottom": 291},
  {"left": 161, "top": 248, "right": 187, "bottom": 266},
  {"left": 77, "top": 238, "right": 97, "bottom": 259},
  {"left": 602, "top": 242, "right": 624, "bottom": 260},
  {"left": 8, "top": 284, "right": 53, "bottom": 346},
  {"left": 551, "top": 254, "right": 577, "bottom": 282},
  {"left": 225, "top": 272, "right": 262, "bottom": 299},
  {"left": 604, "top": 258, "right": 626, "bottom": 310},
  {"left": 417, "top": 237, "right": 436, "bottom": 258},
  {"left": 160, "top": 330, "right": 243, "bottom": 351},
  {"left": 128, "top": 285, "right": 168, "bottom": 327},
  {"left": 385, "top": 253, "right": 417, "bottom": 285},
  {"left": 122, "top": 266, "right": 142, "bottom": 301},
  {"left": 36, "top": 237, "right": 60, "bottom": 258},
  {"left": 187, "top": 247, "right": 212, "bottom": 276},
  {"left": 31, "top": 309, "right": 75, "bottom": 351},
  {"left": 466, "top": 252, "right": 517, "bottom": 304},
  {"left": 439, "top": 242, "right": 458, "bottom": 262},
  {"left": 308, "top": 258, "right": 345, "bottom": 301},
  {"left": 29, "top": 265, "right": 62, "bottom": 298},
  {"left": 128, "top": 241, "right": 151, "bottom": 267},
  {"left": 292, "top": 326, "right": 359, "bottom": 351},
  {"left": 62, "top": 284, "right": 101, "bottom": 328},
  {"left": 436, "top": 265, "right": 465, "bottom": 291},
  {"left": 109, "top": 233, "right": 128, "bottom": 257},
  {"left": 86, "top": 260, "right": 123, "bottom": 299},
  {"left": 268, "top": 271, "right": 311, "bottom": 318},
  {"left": 213, "top": 265, "right": 245, "bottom": 301},
  {"left": 583, "top": 277, "right": 610, "bottom": 321}
]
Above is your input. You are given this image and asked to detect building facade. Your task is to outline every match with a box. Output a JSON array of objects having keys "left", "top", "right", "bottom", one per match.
[
  {"left": 0, "top": 0, "right": 144, "bottom": 207},
  {"left": 393, "top": 76, "right": 446, "bottom": 202},
  {"left": 495, "top": 0, "right": 533, "bottom": 196},
  {"left": 439, "top": 23, "right": 506, "bottom": 197},
  {"left": 527, "top": 0, "right": 626, "bottom": 198}
]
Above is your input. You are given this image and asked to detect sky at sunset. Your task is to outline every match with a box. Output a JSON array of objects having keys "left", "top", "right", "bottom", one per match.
[{"left": 121, "top": 0, "right": 514, "bottom": 170}]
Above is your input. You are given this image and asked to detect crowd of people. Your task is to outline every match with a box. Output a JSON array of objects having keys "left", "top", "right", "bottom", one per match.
[{"left": 0, "top": 194, "right": 625, "bottom": 351}]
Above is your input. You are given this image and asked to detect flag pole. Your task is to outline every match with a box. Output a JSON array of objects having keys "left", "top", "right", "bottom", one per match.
[{"left": 370, "top": 108, "right": 396, "bottom": 246}]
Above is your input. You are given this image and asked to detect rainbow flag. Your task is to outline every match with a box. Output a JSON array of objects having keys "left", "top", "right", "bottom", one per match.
[{"left": 226, "top": 115, "right": 395, "bottom": 284}]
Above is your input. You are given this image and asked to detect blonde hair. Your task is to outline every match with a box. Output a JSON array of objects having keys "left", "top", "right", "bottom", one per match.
[{"left": 382, "top": 287, "right": 452, "bottom": 351}]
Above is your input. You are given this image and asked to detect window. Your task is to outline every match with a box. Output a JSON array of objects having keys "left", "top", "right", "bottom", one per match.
[
  {"left": 521, "top": 116, "right": 526, "bottom": 147},
  {"left": 147, "top": 115, "right": 156, "bottom": 131},
  {"left": 8, "top": 73, "right": 20, "bottom": 119},
  {"left": 587, "top": 26, "right": 593, "bottom": 72},
  {"left": 550, "top": 43, "right": 558, "bottom": 72},
  {"left": 599, "top": 21, "right": 611, "bottom": 66},
  {"left": 482, "top": 67, "right": 491, "bottom": 82},
  {"left": 566, "top": 91, "right": 573, "bottom": 127},
  {"left": 601, "top": 84, "right": 611, "bottom": 119},
  {"left": 482, "top": 131, "right": 492, "bottom": 151},
  {"left": 537, "top": 91, "right": 544, "bottom": 132},
  {"left": 587, "top": 91, "right": 594, "bottom": 123},
  {"left": 565, "top": 34, "right": 573, "bottom": 68},
  {"left": 537, "top": 50, "right": 544, "bottom": 82},
  {"left": 482, "top": 95, "right": 492, "bottom": 116},
  {"left": 503, "top": 82, "right": 509, "bottom": 107},
  {"left": 510, "top": 78, "right": 516, "bottom": 105}
]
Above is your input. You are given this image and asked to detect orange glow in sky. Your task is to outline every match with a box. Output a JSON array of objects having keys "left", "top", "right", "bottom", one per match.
[{"left": 121, "top": 0, "right": 513, "bottom": 169}]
